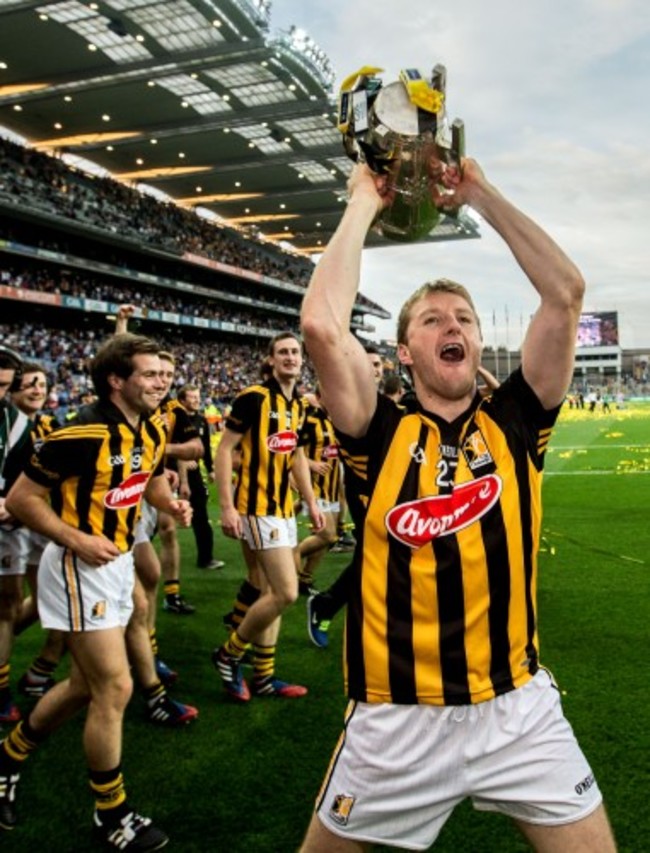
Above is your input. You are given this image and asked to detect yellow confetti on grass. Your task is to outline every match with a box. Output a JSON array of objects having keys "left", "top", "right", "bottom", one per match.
[
  {"left": 617, "top": 458, "right": 650, "bottom": 473},
  {"left": 557, "top": 402, "right": 649, "bottom": 423}
]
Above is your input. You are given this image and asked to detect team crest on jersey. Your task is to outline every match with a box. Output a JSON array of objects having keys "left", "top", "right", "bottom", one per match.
[
  {"left": 461, "top": 428, "right": 493, "bottom": 470},
  {"left": 91, "top": 600, "right": 107, "bottom": 620},
  {"left": 385, "top": 474, "right": 502, "bottom": 549},
  {"left": 329, "top": 794, "right": 355, "bottom": 826},
  {"left": 266, "top": 431, "right": 298, "bottom": 454},
  {"left": 104, "top": 471, "right": 150, "bottom": 509}
]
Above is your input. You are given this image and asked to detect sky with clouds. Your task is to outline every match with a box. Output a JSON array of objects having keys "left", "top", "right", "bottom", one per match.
[{"left": 268, "top": 0, "right": 650, "bottom": 350}]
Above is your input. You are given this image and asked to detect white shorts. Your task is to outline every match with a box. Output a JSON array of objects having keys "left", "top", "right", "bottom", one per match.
[
  {"left": 302, "top": 499, "right": 340, "bottom": 515},
  {"left": 316, "top": 670, "right": 602, "bottom": 850},
  {"left": 133, "top": 499, "right": 158, "bottom": 546},
  {"left": 38, "top": 542, "right": 135, "bottom": 632},
  {"left": 241, "top": 515, "right": 297, "bottom": 551},
  {"left": 0, "top": 527, "right": 49, "bottom": 576}
]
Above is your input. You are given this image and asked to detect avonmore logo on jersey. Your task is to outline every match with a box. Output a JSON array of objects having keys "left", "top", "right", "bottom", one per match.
[
  {"left": 104, "top": 471, "right": 150, "bottom": 510},
  {"left": 322, "top": 444, "right": 339, "bottom": 460},
  {"left": 266, "top": 431, "right": 298, "bottom": 454},
  {"left": 385, "top": 475, "right": 503, "bottom": 549}
]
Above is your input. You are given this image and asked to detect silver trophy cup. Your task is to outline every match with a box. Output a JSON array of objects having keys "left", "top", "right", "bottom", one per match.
[{"left": 339, "top": 65, "right": 465, "bottom": 243}]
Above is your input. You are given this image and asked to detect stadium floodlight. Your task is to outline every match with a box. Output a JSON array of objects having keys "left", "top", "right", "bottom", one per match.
[
  {"left": 204, "top": 0, "right": 271, "bottom": 31},
  {"left": 272, "top": 27, "right": 335, "bottom": 93}
]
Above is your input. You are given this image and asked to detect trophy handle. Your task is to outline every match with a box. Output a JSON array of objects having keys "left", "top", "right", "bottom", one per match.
[
  {"left": 431, "top": 64, "right": 447, "bottom": 95},
  {"left": 451, "top": 118, "right": 465, "bottom": 169}
]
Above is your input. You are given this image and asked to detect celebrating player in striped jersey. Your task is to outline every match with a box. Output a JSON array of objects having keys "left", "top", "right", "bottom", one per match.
[
  {"left": 299, "top": 160, "right": 616, "bottom": 851},
  {"left": 0, "top": 333, "right": 191, "bottom": 850},
  {"left": 213, "top": 332, "right": 325, "bottom": 701}
]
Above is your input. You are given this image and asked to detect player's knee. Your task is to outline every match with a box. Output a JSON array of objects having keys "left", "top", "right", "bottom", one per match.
[
  {"left": 158, "top": 515, "right": 177, "bottom": 540},
  {"left": 158, "top": 529, "right": 176, "bottom": 548},
  {"left": 93, "top": 670, "right": 134, "bottom": 712},
  {"left": 277, "top": 585, "right": 299, "bottom": 608},
  {"left": 112, "top": 671, "right": 134, "bottom": 710}
]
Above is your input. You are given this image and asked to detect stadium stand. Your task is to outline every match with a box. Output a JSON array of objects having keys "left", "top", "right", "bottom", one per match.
[{"left": 0, "top": 136, "right": 385, "bottom": 376}]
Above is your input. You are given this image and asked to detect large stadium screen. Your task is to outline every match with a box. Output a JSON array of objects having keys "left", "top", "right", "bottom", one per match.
[{"left": 576, "top": 311, "right": 619, "bottom": 347}]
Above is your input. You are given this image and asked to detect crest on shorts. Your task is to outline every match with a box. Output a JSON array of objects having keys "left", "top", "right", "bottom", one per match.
[
  {"left": 329, "top": 794, "right": 355, "bottom": 826},
  {"left": 91, "top": 600, "right": 107, "bottom": 620}
]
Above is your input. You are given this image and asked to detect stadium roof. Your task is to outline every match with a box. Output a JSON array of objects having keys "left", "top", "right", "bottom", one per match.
[{"left": 0, "top": 0, "right": 479, "bottom": 255}]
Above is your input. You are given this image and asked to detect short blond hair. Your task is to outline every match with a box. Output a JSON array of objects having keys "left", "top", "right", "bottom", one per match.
[{"left": 396, "top": 279, "right": 481, "bottom": 345}]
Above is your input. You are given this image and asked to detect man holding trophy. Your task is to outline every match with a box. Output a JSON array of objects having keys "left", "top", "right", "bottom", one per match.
[{"left": 299, "top": 67, "right": 616, "bottom": 852}]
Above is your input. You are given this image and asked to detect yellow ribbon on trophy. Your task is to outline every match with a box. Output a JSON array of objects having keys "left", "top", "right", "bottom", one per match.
[
  {"left": 337, "top": 65, "right": 384, "bottom": 133},
  {"left": 339, "top": 65, "right": 384, "bottom": 92},
  {"left": 399, "top": 68, "right": 444, "bottom": 114}
]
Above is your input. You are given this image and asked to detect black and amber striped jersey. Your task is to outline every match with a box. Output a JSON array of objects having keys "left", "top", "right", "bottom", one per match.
[
  {"left": 338, "top": 393, "right": 418, "bottom": 533},
  {"left": 300, "top": 402, "right": 341, "bottom": 504},
  {"left": 155, "top": 396, "right": 199, "bottom": 471},
  {"left": 337, "top": 367, "right": 559, "bottom": 707},
  {"left": 226, "top": 377, "right": 307, "bottom": 518},
  {"left": 24, "top": 400, "right": 166, "bottom": 552}
]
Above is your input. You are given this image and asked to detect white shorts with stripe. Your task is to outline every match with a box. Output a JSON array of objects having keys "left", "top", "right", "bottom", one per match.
[
  {"left": 0, "top": 527, "right": 49, "bottom": 576},
  {"left": 38, "top": 542, "right": 135, "bottom": 632},
  {"left": 315, "top": 669, "right": 603, "bottom": 850},
  {"left": 240, "top": 514, "right": 297, "bottom": 551}
]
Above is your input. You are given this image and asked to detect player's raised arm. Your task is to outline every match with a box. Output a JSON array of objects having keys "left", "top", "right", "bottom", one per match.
[
  {"left": 114, "top": 303, "right": 136, "bottom": 335},
  {"left": 438, "top": 158, "right": 585, "bottom": 409},
  {"left": 301, "top": 164, "right": 390, "bottom": 437}
]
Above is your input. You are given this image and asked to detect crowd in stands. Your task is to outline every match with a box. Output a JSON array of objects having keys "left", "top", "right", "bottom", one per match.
[
  {"left": 0, "top": 212, "right": 301, "bottom": 311},
  {"left": 0, "top": 262, "right": 299, "bottom": 332},
  {"left": 0, "top": 137, "right": 312, "bottom": 286},
  {"left": 0, "top": 137, "right": 388, "bottom": 318}
]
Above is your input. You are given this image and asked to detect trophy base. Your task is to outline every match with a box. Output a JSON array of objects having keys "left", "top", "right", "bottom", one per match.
[{"left": 377, "top": 192, "right": 442, "bottom": 242}]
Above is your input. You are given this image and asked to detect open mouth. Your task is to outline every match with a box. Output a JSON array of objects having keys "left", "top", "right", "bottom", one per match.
[{"left": 440, "top": 343, "right": 465, "bottom": 362}]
